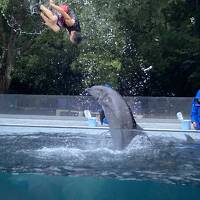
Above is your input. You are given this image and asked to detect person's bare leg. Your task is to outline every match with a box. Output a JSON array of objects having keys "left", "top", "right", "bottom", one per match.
[
  {"left": 40, "top": 5, "right": 57, "bottom": 22},
  {"left": 40, "top": 12, "right": 60, "bottom": 32},
  {"left": 63, "top": 15, "right": 75, "bottom": 27},
  {"left": 49, "top": 2, "right": 75, "bottom": 26}
]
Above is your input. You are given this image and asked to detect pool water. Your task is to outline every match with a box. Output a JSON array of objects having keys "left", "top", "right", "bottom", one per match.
[
  {"left": 0, "top": 173, "right": 200, "bottom": 200},
  {"left": 1, "top": 125, "right": 200, "bottom": 200}
]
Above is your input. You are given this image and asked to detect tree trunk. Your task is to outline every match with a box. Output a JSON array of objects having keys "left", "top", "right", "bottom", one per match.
[{"left": 0, "top": 30, "right": 17, "bottom": 93}]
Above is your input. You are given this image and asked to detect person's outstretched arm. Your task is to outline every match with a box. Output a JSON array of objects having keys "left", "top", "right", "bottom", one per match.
[{"left": 49, "top": 0, "right": 75, "bottom": 26}]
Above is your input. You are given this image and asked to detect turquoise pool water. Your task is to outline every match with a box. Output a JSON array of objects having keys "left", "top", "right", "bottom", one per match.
[
  {"left": 1, "top": 124, "right": 200, "bottom": 200},
  {"left": 0, "top": 173, "right": 200, "bottom": 200}
]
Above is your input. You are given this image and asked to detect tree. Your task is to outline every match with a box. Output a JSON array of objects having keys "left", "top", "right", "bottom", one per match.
[
  {"left": 0, "top": 0, "right": 42, "bottom": 92},
  {"left": 116, "top": 0, "right": 200, "bottom": 96},
  {"left": 11, "top": 30, "right": 82, "bottom": 95},
  {"left": 1, "top": 0, "right": 200, "bottom": 96}
]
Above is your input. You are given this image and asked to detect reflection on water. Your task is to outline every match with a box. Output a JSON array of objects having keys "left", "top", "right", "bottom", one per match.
[{"left": 0, "top": 131, "right": 200, "bottom": 186}]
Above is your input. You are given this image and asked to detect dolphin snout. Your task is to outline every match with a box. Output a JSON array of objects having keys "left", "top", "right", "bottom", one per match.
[
  {"left": 85, "top": 87, "right": 100, "bottom": 100},
  {"left": 85, "top": 88, "right": 91, "bottom": 94},
  {"left": 85, "top": 87, "right": 95, "bottom": 97}
]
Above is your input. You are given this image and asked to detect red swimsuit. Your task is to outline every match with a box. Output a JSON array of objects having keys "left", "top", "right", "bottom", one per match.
[{"left": 56, "top": 4, "right": 81, "bottom": 34}]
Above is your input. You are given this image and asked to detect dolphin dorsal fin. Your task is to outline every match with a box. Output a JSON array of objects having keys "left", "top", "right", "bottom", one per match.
[
  {"left": 126, "top": 102, "right": 137, "bottom": 128},
  {"left": 184, "top": 134, "right": 195, "bottom": 144}
]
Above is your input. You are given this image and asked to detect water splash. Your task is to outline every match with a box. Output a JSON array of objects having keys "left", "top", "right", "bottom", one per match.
[{"left": 1, "top": 130, "right": 200, "bottom": 184}]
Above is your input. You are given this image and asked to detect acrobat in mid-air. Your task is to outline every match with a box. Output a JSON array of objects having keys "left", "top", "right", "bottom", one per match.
[{"left": 32, "top": 0, "right": 82, "bottom": 44}]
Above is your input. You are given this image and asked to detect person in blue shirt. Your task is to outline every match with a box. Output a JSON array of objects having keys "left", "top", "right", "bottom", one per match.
[
  {"left": 191, "top": 89, "right": 200, "bottom": 130},
  {"left": 99, "top": 109, "right": 109, "bottom": 125},
  {"left": 98, "top": 83, "right": 112, "bottom": 125}
]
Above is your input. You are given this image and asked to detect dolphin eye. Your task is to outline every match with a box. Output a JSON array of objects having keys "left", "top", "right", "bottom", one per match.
[{"left": 103, "top": 96, "right": 111, "bottom": 103}]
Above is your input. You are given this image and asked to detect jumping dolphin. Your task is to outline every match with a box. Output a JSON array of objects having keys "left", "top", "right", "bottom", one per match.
[{"left": 86, "top": 85, "right": 143, "bottom": 150}]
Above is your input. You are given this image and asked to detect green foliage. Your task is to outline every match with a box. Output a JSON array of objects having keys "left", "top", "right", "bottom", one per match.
[
  {"left": 0, "top": 0, "right": 200, "bottom": 96},
  {"left": 72, "top": 52, "right": 121, "bottom": 88},
  {"left": 0, "top": 0, "right": 9, "bottom": 10},
  {"left": 11, "top": 30, "right": 82, "bottom": 94},
  {"left": 116, "top": 0, "right": 200, "bottom": 96}
]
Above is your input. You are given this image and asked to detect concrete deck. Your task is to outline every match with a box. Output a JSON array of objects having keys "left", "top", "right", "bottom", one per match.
[{"left": 0, "top": 113, "right": 186, "bottom": 130}]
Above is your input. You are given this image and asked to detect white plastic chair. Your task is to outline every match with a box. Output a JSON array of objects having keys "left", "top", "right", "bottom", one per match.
[
  {"left": 84, "top": 110, "right": 92, "bottom": 119},
  {"left": 176, "top": 112, "right": 184, "bottom": 121}
]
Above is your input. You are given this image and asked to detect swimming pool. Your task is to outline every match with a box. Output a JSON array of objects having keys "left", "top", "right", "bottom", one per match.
[
  {"left": 0, "top": 173, "right": 200, "bottom": 200},
  {"left": 1, "top": 116, "right": 200, "bottom": 200}
]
